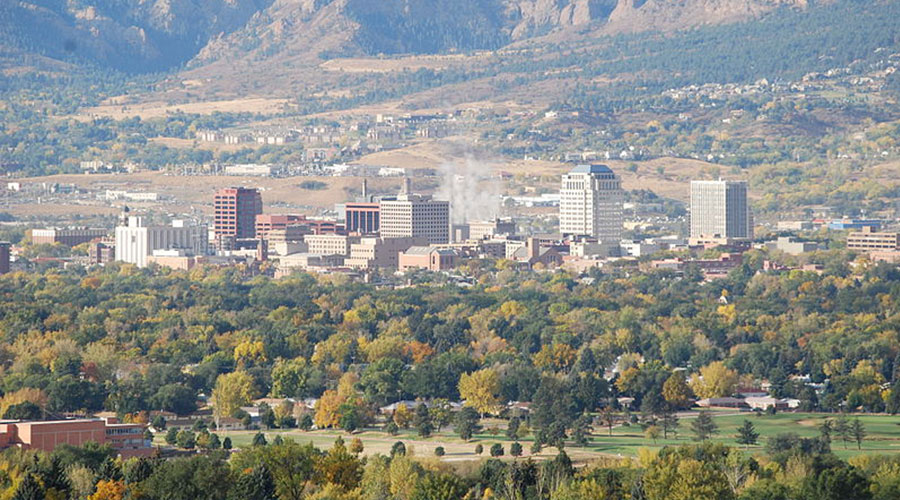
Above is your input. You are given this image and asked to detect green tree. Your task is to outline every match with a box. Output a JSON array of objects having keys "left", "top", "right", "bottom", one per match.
[
  {"left": 510, "top": 442, "right": 523, "bottom": 457},
  {"left": 490, "top": 443, "right": 504, "bottom": 457},
  {"left": 231, "top": 464, "right": 277, "bottom": 500},
  {"left": 252, "top": 432, "right": 268, "bottom": 447},
  {"left": 455, "top": 406, "right": 480, "bottom": 441},
  {"left": 691, "top": 412, "right": 718, "bottom": 441},
  {"left": 736, "top": 420, "right": 759, "bottom": 448},
  {"left": 506, "top": 416, "right": 521, "bottom": 440},
  {"left": 850, "top": 418, "right": 866, "bottom": 450},
  {"left": 413, "top": 403, "right": 433, "bottom": 438}
]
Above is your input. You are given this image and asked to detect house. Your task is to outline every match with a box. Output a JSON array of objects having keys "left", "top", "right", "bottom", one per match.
[
  {"left": 696, "top": 397, "right": 748, "bottom": 409},
  {"left": 744, "top": 396, "right": 789, "bottom": 411}
]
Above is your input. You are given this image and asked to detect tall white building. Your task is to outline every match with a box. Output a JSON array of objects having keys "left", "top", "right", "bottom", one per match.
[
  {"left": 379, "top": 183, "right": 450, "bottom": 245},
  {"left": 115, "top": 217, "right": 208, "bottom": 267},
  {"left": 690, "top": 180, "right": 753, "bottom": 240},
  {"left": 559, "top": 164, "right": 624, "bottom": 242}
]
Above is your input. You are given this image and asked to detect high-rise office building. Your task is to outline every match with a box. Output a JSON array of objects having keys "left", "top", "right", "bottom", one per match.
[
  {"left": 559, "top": 164, "right": 624, "bottom": 242},
  {"left": 214, "top": 187, "right": 262, "bottom": 241},
  {"left": 0, "top": 242, "right": 10, "bottom": 275},
  {"left": 115, "top": 217, "right": 208, "bottom": 268},
  {"left": 379, "top": 180, "right": 450, "bottom": 245},
  {"left": 690, "top": 180, "right": 753, "bottom": 240}
]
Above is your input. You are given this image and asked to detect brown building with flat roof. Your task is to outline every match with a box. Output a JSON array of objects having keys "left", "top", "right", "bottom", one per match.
[
  {"left": 0, "top": 418, "right": 152, "bottom": 458},
  {"left": 847, "top": 227, "right": 900, "bottom": 252},
  {"left": 31, "top": 228, "right": 108, "bottom": 247},
  {"left": 214, "top": 187, "right": 263, "bottom": 241}
]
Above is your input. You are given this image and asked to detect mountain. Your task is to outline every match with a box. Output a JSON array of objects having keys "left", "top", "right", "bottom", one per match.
[
  {"left": 0, "top": 0, "right": 272, "bottom": 73},
  {"left": 0, "top": 0, "right": 810, "bottom": 74}
]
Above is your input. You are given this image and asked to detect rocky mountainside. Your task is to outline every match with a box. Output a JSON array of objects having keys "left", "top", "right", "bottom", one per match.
[{"left": 0, "top": 0, "right": 810, "bottom": 73}]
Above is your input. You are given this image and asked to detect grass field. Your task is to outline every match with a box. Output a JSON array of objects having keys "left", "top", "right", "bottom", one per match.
[{"left": 156, "top": 412, "right": 900, "bottom": 463}]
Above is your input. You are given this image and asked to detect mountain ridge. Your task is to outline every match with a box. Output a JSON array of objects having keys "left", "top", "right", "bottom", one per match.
[{"left": 0, "top": 0, "right": 811, "bottom": 74}]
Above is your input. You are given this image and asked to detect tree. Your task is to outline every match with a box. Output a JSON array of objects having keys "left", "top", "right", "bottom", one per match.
[
  {"left": 413, "top": 403, "right": 433, "bottom": 438},
  {"left": 510, "top": 442, "right": 523, "bottom": 457},
  {"left": 572, "top": 413, "right": 592, "bottom": 446},
  {"left": 298, "top": 414, "right": 313, "bottom": 431},
  {"left": 338, "top": 403, "right": 361, "bottom": 433},
  {"left": 474, "top": 444, "right": 483, "bottom": 455},
  {"left": 645, "top": 425, "right": 662, "bottom": 444},
  {"left": 736, "top": 420, "right": 759, "bottom": 448},
  {"left": 506, "top": 416, "right": 521, "bottom": 440},
  {"left": 212, "top": 371, "right": 256, "bottom": 427},
  {"left": 150, "top": 384, "right": 197, "bottom": 415},
  {"left": 3, "top": 401, "right": 42, "bottom": 420},
  {"left": 818, "top": 418, "right": 834, "bottom": 443},
  {"left": 455, "top": 406, "right": 481, "bottom": 441},
  {"left": 490, "top": 443, "right": 504, "bottom": 457},
  {"left": 429, "top": 399, "right": 452, "bottom": 432},
  {"left": 13, "top": 473, "right": 44, "bottom": 500},
  {"left": 391, "top": 441, "right": 407, "bottom": 457},
  {"left": 458, "top": 369, "right": 500, "bottom": 417},
  {"left": 662, "top": 373, "right": 693, "bottom": 409},
  {"left": 223, "top": 437, "right": 232, "bottom": 450},
  {"left": 850, "top": 418, "right": 866, "bottom": 450},
  {"left": 349, "top": 437, "right": 364, "bottom": 455},
  {"left": 89, "top": 480, "right": 126, "bottom": 500},
  {"left": 151, "top": 414, "right": 167, "bottom": 430},
  {"left": 314, "top": 390, "right": 344, "bottom": 429},
  {"left": 385, "top": 421, "right": 400, "bottom": 436},
  {"left": 260, "top": 404, "right": 276, "bottom": 429},
  {"left": 434, "top": 446, "right": 445, "bottom": 457},
  {"left": 599, "top": 405, "right": 617, "bottom": 436},
  {"left": 834, "top": 415, "right": 851, "bottom": 449},
  {"left": 661, "top": 408, "right": 680, "bottom": 439},
  {"left": 231, "top": 465, "right": 276, "bottom": 500},
  {"left": 317, "top": 438, "right": 363, "bottom": 491},
  {"left": 393, "top": 403, "right": 413, "bottom": 428},
  {"left": 691, "top": 412, "right": 718, "bottom": 441},
  {"left": 208, "top": 433, "right": 221, "bottom": 449},
  {"left": 252, "top": 432, "right": 268, "bottom": 447},
  {"left": 176, "top": 430, "right": 196, "bottom": 449},
  {"left": 165, "top": 427, "right": 178, "bottom": 445},
  {"left": 690, "top": 362, "right": 739, "bottom": 399}
]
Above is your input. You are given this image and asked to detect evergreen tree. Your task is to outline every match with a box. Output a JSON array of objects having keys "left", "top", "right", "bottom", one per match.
[
  {"left": 413, "top": 403, "right": 433, "bottom": 438},
  {"left": 231, "top": 464, "right": 276, "bottom": 500},
  {"left": 506, "top": 416, "right": 521, "bottom": 440},
  {"left": 834, "top": 415, "right": 850, "bottom": 449},
  {"left": 691, "top": 412, "right": 718, "bottom": 441},
  {"left": 510, "top": 442, "right": 523, "bottom": 457},
  {"left": 165, "top": 427, "right": 178, "bottom": 445},
  {"left": 455, "top": 406, "right": 480, "bottom": 441},
  {"left": 12, "top": 473, "right": 43, "bottom": 500},
  {"left": 223, "top": 437, "right": 233, "bottom": 450},
  {"left": 735, "top": 420, "right": 759, "bottom": 448},
  {"left": 252, "top": 432, "right": 267, "bottom": 447}
]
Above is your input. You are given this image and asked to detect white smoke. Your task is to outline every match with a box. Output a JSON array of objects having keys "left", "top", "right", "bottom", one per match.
[{"left": 436, "top": 156, "right": 502, "bottom": 224}]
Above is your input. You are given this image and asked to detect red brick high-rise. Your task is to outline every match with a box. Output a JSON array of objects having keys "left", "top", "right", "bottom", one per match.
[{"left": 214, "top": 187, "right": 263, "bottom": 241}]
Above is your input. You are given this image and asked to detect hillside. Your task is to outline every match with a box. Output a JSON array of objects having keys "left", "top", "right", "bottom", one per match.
[{"left": 0, "top": 0, "right": 808, "bottom": 74}]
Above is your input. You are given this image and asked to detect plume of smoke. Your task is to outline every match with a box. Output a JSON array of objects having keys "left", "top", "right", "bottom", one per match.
[{"left": 436, "top": 156, "right": 502, "bottom": 224}]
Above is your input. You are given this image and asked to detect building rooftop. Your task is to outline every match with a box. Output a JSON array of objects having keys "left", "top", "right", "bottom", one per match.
[{"left": 570, "top": 164, "right": 614, "bottom": 175}]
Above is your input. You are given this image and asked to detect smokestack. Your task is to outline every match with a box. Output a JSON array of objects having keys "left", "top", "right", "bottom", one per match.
[
  {"left": 401, "top": 177, "right": 411, "bottom": 195},
  {"left": 362, "top": 179, "right": 368, "bottom": 200}
]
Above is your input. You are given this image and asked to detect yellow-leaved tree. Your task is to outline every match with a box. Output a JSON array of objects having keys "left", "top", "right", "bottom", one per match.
[
  {"left": 212, "top": 371, "right": 257, "bottom": 427},
  {"left": 458, "top": 368, "right": 500, "bottom": 417},
  {"left": 690, "top": 361, "right": 739, "bottom": 399}
]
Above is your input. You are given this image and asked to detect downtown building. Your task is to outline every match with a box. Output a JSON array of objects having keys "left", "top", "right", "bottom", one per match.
[
  {"left": 214, "top": 187, "right": 263, "bottom": 249},
  {"left": 689, "top": 180, "right": 753, "bottom": 242},
  {"left": 379, "top": 180, "right": 450, "bottom": 245},
  {"left": 115, "top": 216, "right": 208, "bottom": 268},
  {"left": 559, "top": 164, "right": 624, "bottom": 244}
]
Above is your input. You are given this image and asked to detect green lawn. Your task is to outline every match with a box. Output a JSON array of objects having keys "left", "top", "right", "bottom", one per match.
[{"left": 155, "top": 412, "right": 900, "bottom": 462}]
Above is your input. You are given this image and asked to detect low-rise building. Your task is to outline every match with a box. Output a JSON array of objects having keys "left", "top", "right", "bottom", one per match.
[
  {"left": 399, "top": 246, "right": 458, "bottom": 271},
  {"left": 31, "top": 228, "right": 108, "bottom": 247},
  {"left": 0, "top": 418, "right": 152, "bottom": 458},
  {"left": 345, "top": 236, "right": 425, "bottom": 269},
  {"left": 847, "top": 227, "right": 899, "bottom": 251},
  {"left": 304, "top": 234, "right": 358, "bottom": 256},
  {"left": 766, "top": 236, "right": 820, "bottom": 255}
]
